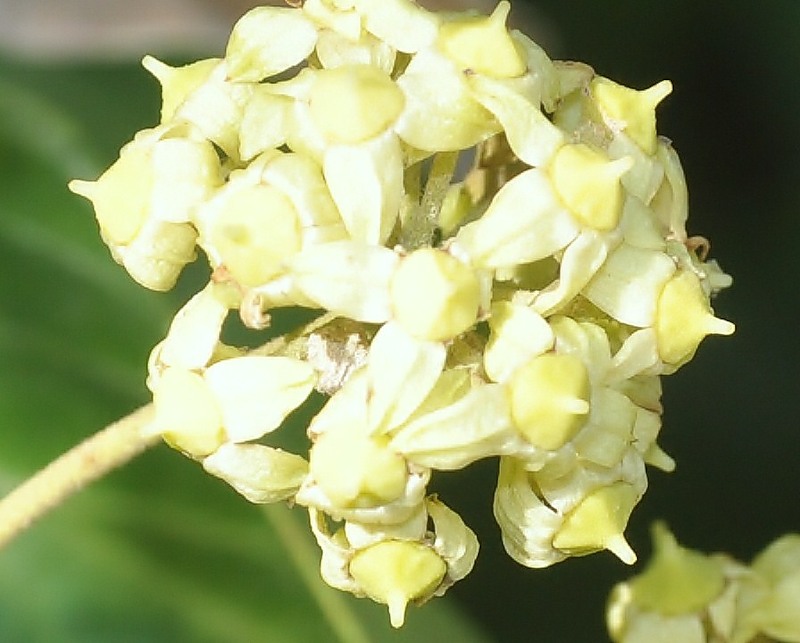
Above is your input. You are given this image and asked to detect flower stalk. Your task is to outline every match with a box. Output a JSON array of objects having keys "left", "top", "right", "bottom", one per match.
[{"left": 0, "top": 404, "right": 158, "bottom": 550}]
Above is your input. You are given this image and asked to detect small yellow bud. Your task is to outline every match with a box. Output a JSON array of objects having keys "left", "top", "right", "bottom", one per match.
[
  {"left": 550, "top": 143, "right": 633, "bottom": 231},
  {"left": 310, "top": 426, "right": 408, "bottom": 508},
  {"left": 141, "top": 55, "right": 220, "bottom": 122},
  {"left": 69, "top": 146, "right": 153, "bottom": 246},
  {"left": 349, "top": 540, "right": 447, "bottom": 628},
  {"left": 507, "top": 353, "right": 590, "bottom": 450},
  {"left": 591, "top": 77, "right": 672, "bottom": 155},
  {"left": 309, "top": 65, "right": 405, "bottom": 144},
  {"left": 152, "top": 367, "right": 225, "bottom": 457},
  {"left": 655, "top": 270, "right": 735, "bottom": 366},
  {"left": 437, "top": 1, "right": 526, "bottom": 78},
  {"left": 629, "top": 522, "right": 725, "bottom": 615},
  {"left": 552, "top": 482, "right": 639, "bottom": 564},
  {"left": 117, "top": 219, "right": 198, "bottom": 292},
  {"left": 390, "top": 248, "right": 481, "bottom": 341},
  {"left": 205, "top": 184, "right": 302, "bottom": 287}
]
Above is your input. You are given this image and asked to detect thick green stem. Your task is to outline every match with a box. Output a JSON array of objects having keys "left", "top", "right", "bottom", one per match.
[{"left": 0, "top": 404, "right": 158, "bottom": 550}]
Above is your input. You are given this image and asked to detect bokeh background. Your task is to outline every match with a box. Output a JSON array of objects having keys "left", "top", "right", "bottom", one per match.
[{"left": 0, "top": 1, "right": 798, "bottom": 641}]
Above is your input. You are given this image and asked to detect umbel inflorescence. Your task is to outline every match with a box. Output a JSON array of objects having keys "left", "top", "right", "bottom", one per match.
[{"left": 69, "top": 0, "right": 734, "bottom": 627}]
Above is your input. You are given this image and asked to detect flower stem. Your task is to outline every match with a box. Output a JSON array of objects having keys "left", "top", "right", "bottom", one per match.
[{"left": 0, "top": 403, "right": 158, "bottom": 550}]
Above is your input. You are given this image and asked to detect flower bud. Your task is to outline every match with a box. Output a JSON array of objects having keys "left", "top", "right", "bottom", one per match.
[
  {"left": 655, "top": 270, "right": 735, "bottom": 366},
  {"left": 201, "top": 182, "right": 303, "bottom": 287},
  {"left": 349, "top": 540, "right": 447, "bottom": 627},
  {"left": 552, "top": 482, "right": 638, "bottom": 564},
  {"left": 390, "top": 248, "right": 481, "bottom": 341},
  {"left": 550, "top": 143, "right": 633, "bottom": 231},
  {"left": 591, "top": 77, "right": 672, "bottom": 155},
  {"left": 508, "top": 353, "right": 591, "bottom": 450},
  {"left": 309, "top": 423, "right": 409, "bottom": 509},
  {"left": 141, "top": 55, "right": 220, "bottom": 123},
  {"left": 629, "top": 523, "right": 725, "bottom": 615},
  {"left": 437, "top": 1, "right": 525, "bottom": 78},
  {"left": 152, "top": 367, "right": 225, "bottom": 457}
]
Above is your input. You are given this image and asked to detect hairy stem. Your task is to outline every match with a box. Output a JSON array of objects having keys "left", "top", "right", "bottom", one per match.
[{"left": 0, "top": 403, "right": 158, "bottom": 550}]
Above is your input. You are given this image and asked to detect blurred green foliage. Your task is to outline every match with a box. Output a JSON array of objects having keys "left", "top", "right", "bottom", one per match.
[{"left": 0, "top": 1, "right": 799, "bottom": 641}]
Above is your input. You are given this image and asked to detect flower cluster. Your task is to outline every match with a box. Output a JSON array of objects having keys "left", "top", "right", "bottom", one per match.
[
  {"left": 608, "top": 524, "right": 800, "bottom": 643},
  {"left": 69, "top": 0, "right": 734, "bottom": 627}
]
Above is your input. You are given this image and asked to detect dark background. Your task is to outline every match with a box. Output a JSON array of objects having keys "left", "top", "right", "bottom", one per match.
[{"left": 0, "top": 1, "right": 798, "bottom": 641}]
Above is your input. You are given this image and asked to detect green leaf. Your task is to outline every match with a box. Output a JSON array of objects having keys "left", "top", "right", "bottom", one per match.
[{"left": 0, "top": 61, "right": 491, "bottom": 643}]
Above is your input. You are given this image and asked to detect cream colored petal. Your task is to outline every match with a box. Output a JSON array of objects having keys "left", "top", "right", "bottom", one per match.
[
  {"left": 652, "top": 139, "right": 689, "bottom": 241},
  {"left": 204, "top": 355, "right": 316, "bottom": 442},
  {"left": 608, "top": 328, "right": 662, "bottom": 382},
  {"left": 344, "top": 506, "right": 428, "bottom": 550},
  {"left": 159, "top": 284, "right": 229, "bottom": 370},
  {"left": 202, "top": 443, "right": 308, "bottom": 504},
  {"left": 303, "top": 0, "right": 362, "bottom": 40},
  {"left": 469, "top": 73, "right": 565, "bottom": 167},
  {"left": 258, "top": 151, "right": 347, "bottom": 243},
  {"left": 149, "top": 136, "right": 223, "bottom": 224},
  {"left": 607, "top": 134, "right": 665, "bottom": 205},
  {"left": 239, "top": 90, "right": 291, "bottom": 161},
  {"left": 290, "top": 241, "right": 398, "bottom": 323},
  {"left": 532, "top": 229, "right": 614, "bottom": 316},
  {"left": 619, "top": 195, "right": 667, "bottom": 250},
  {"left": 483, "top": 301, "right": 554, "bottom": 383},
  {"left": 367, "top": 322, "right": 446, "bottom": 434},
  {"left": 307, "top": 368, "right": 369, "bottom": 441},
  {"left": 115, "top": 218, "right": 198, "bottom": 292},
  {"left": 171, "top": 62, "right": 254, "bottom": 161},
  {"left": 455, "top": 168, "right": 579, "bottom": 269},
  {"left": 583, "top": 244, "right": 676, "bottom": 327},
  {"left": 323, "top": 131, "right": 402, "bottom": 244},
  {"left": 395, "top": 49, "right": 499, "bottom": 152},
  {"left": 493, "top": 456, "right": 567, "bottom": 568},
  {"left": 308, "top": 508, "right": 360, "bottom": 595},
  {"left": 512, "top": 30, "right": 561, "bottom": 109},
  {"left": 315, "top": 28, "right": 396, "bottom": 73},
  {"left": 390, "top": 383, "right": 525, "bottom": 470},
  {"left": 572, "top": 388, "right": 637, "bottom": 468},
  {"left": 427, "top": 497, "right": 479, "bottom": 587},
  {"left": 352, "top": 0, "right": 439, "bottom": 53},
  {"left": 225, "top": 6, "right": 318, "bottom": 82}
]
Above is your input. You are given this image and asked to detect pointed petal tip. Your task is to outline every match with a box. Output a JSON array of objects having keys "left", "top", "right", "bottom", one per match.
[
  {"left": 388, "top": 592, "right": 408, "bottom": 628},
  {"left": 645, "top": 445, "right": 676, "bottom": 473},
  {"left": 67, "top": 179, "right": 94, "bottom": 199},
  {"left": 141, "top": 54, "right": 171, "bottom": 80},
  {"left": 607, "top": 533, "right": 637, "bottom": 565},
  {"left": 707, "top": 316, "right": 735, "bottom": 337},
  {"left": 646, "top": 79, "right": 674, "bottom": 106}
]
